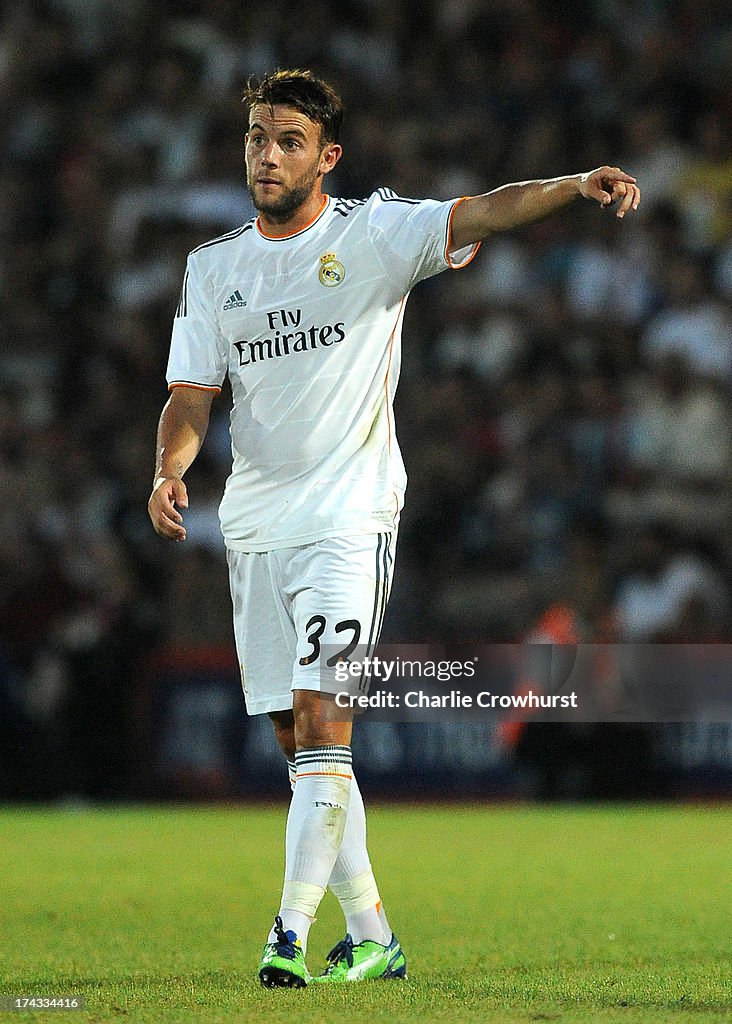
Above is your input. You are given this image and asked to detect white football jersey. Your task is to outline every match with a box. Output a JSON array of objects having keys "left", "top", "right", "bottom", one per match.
[{"left": 166, "top": 189, "right": 479, "bottom": 551}]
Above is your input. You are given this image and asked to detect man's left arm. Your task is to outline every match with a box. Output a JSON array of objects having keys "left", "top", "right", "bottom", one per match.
[{"left": 450, "top": 166, "right": 640, "bottom": 250}]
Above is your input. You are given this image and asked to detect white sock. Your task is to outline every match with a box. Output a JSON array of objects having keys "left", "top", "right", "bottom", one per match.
[
  {"left": 328, "top": 773, "right": 391, "bottom": 946},
  {"left": 269, "top": 745, "right": 353, "bottom": 954}
]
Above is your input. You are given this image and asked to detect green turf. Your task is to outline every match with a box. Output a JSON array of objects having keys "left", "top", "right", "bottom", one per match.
[{"left": 1, "top": 804, "right": 730, "bottom": 1023}]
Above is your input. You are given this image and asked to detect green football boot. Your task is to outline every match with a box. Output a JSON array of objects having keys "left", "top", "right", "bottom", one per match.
[
  {"left": 258, "top": 915, "right": 310, "bottom": 988},
  {"left": 310, "top": 932, "right": 407, "bottom": 982}
]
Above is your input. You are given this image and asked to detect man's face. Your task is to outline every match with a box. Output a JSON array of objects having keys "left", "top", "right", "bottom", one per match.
[{"left": 245, "top": 104, "right": 339, "bottom": 221}]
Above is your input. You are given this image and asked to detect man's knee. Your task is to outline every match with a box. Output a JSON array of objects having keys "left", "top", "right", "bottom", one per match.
[{"left": 292, "top": 689, "right": 353, "bottom": 750}]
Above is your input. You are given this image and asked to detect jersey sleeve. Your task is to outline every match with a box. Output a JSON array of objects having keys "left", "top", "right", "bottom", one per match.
[
  {"left": 166, "top": 253, "right": 227, "bottom": 393},
  {"left": 368, "top": 189, "right": 480, "bottom": 291}
]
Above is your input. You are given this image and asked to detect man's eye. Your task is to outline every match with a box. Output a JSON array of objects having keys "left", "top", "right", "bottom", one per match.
[
  {"left": 251, "top": 136, "right": 265, "bottom": 146},
  {"left": 285, "top": 140, "right": 299, "bottom": 150}
]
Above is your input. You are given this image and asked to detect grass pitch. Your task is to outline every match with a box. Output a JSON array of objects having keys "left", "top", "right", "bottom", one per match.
[{"left": 1, "top": 803, "right": 729, "bottom": 1023}]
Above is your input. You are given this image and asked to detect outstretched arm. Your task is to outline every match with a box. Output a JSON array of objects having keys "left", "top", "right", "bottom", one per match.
[
  {"left": 451, "top": 166, "right": 640, "bottom": 250},
  {"left": 148, "top": 385, "right": 215, "bottom": 542}
]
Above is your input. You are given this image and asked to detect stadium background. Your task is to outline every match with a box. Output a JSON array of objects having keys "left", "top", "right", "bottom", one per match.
[{"left": 0, "top": 0, "right": 730, "bottom": 802}]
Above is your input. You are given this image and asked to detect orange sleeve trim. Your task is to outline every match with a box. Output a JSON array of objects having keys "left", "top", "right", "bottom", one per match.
[
  {"left": 445, "top": 196, "right": 481, "bottom": 270},
  {"left": 168, "top": 381, "right": 222, "bottom": 394}
]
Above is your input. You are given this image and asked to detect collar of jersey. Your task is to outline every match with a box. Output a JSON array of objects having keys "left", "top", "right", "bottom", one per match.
[{"left": 255, "top": 195, "right": 330, "bottom": 241}]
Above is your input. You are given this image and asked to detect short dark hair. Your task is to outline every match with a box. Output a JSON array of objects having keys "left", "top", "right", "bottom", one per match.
[{"left": 243, "top": 69, "right": 343, "bottom": 143}]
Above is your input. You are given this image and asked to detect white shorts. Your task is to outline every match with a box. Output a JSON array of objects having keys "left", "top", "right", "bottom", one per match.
[{"left": 227, "top": 532, "right": 396, "bottom": 715}]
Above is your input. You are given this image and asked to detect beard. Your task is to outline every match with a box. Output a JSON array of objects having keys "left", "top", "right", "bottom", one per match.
[{"left": 247, "top": 162, "right": 321, "bottom": 223}]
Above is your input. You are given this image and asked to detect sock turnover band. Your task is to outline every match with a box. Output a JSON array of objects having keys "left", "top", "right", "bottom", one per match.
[
  {"left": 280, "top": 879, "right": 326, "bottom": 919},
  {"left": 330, "top": 868, "right": 381, "bottom": 914}
]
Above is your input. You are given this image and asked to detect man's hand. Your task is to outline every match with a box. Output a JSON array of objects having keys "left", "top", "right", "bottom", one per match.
[
  {"left": 579, "top": 166, "right": 641, "bottom": 218},
  {"left": 148, "top": 475, "right": 189, "bottom": 542},
  {"left": 148, "top": 386, "right": 214, "bottom": 542}
]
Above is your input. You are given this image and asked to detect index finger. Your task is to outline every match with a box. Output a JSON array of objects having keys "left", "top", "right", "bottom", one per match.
[{"left": 602, "top": 166, "right": 637, "bottom": 183}]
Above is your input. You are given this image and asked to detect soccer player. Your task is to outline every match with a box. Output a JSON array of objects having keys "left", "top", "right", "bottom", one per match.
[{"left": 148, "top": 69, "right": 640, "bottom": 987}]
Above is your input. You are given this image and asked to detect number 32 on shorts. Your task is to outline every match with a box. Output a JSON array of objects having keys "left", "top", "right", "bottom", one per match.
[{"left": 298, "top": 615, "right": 362, "bottom": 666}]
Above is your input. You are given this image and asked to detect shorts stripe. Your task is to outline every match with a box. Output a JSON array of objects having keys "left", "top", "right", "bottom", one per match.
[
  {"left": 364, "top": 533, "right": 384, "bottom": 654},
  {"left": 359, "top": 532, "right": 391, "bottom": 692},
  {"left": 375, "top": 533, "right": 393, "bottom": 646}
]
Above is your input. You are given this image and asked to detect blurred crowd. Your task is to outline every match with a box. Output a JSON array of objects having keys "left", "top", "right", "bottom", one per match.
[{"left": 0, "top": 0, "right": 731, "bottom": 795}]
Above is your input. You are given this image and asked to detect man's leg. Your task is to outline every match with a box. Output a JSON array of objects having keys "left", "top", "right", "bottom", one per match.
[
  {"left": 269, "top": 706, "right": 388, "bottom": 942},
  {"left": 310, "top": 753, "right": 406, "bottom": 983},
  {"left": 327, "top": 773, "right": 392, "bottom": 945},
  {"left": 259, "top": 692, "right": 353, "bottom": 987},
  {"left": 260, "top": 532, "right": 404, "bottom": 986},
  {"left": 286, "top": 708, "right": 389, "bottom": 944},
  {"left": 277, "top": 690, "right": 353, "bottom": 940}
]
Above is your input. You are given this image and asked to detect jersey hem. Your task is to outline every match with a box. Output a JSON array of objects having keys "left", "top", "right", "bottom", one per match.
[{"left": 223, "top": 521, "right": 399, "bottom": 554}]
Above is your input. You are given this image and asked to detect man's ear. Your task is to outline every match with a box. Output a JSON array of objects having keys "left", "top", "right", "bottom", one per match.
[{"left": 319, "top": 143, "right": 343, "bottom": 176}]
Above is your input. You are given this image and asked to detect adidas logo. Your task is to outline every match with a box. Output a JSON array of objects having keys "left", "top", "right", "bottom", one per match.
[{"left": 223, "top": 289, "right": 247, "bottom": 311}]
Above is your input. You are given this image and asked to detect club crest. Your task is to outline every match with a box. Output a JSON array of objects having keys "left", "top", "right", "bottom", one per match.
[{"left": 318, "top": 252, "right": 346, "bottom": 287}]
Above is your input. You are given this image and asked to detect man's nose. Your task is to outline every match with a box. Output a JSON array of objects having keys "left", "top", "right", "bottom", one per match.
[{"left": 261, "top": 141, "right": 280, "bottom": 165}]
